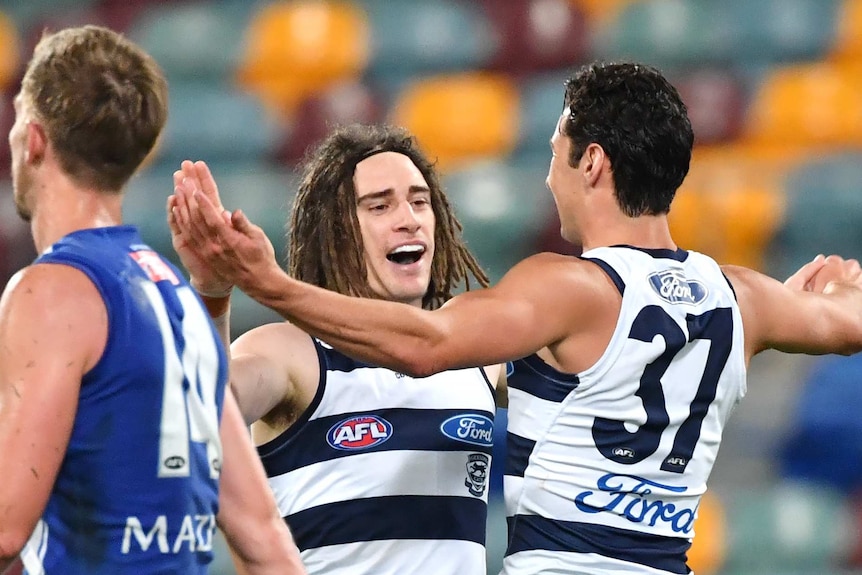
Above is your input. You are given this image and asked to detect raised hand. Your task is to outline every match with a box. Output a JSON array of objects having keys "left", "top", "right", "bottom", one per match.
[
  {"left": 807, "top": 255, "right": 862, "bottom": 295},
  {"left": 167, "top": 160, "right": 233, "bottom": 296},
  {"left": 784, "top": 254, "right": 862, "bottom": 294},
  {"left": 784, "top": 254, "right": 826, "bottom": 291},
  {"left": 171, "top": 176, "right": 280, "bottom": 296}
]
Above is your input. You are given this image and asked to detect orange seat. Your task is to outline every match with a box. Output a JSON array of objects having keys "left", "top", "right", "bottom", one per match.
[
  {"left": 237, "top": 1, "right": 370, "bottom": 115},
  {"left": 391, "top": 73, "right": 520, "bottom": 169},
  {"left": 744, "top": 62, "right": 862, "bottom": 147},
  {"left": 671, "top": 145, "right": 789, "bottom": 270},
  {"left": 0, "top": 10, "right": 20, "bottom": 90},
  {"left": 688, "top": 491, "right": 726, "bottom": 575},
  {"left": 832, "top": 0, "right": 862, "bottom": 61},
  {"left": 567, "top": 0, "right": 639, "bottom": 25}
]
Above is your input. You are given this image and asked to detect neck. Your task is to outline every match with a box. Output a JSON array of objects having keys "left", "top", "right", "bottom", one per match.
[
  {"left": 579, "top": 212, "right": 676, "bottom": 253},
  {"left": 29, "top": 170, "right": 124, "bottom": 253}
]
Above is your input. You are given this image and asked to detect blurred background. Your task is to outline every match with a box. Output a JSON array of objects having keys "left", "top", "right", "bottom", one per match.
[{"left": 1, "top": 0, "right": 862, "bottom": 573}]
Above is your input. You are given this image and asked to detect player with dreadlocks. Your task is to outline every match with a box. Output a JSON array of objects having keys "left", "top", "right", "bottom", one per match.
[{"left": 168, "top": 123, "right": 505, "bottom": 575}]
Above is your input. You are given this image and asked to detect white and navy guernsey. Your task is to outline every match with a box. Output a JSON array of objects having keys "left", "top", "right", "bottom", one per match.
[
  {"left": 258, "top": 339, "right": 496, "bottom": 575},
  {"left": 22, "top": 227, "right": 228, "bottom": 574},
  {"left": 503, "top": 246, "right": 746, "bottom": 575}
]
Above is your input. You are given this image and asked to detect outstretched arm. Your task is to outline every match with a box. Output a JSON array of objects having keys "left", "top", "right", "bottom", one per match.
[
  {"left": 169, "top": 175, "right": 605, "bottom": 376},
  {"left": 216, "top": 389, "right": 306, "bottom": 575},
  {"left": 0, "top": 265, "right": 106, "bottom": 569},
  {"left": 726, "top": 255, "right": 862, "bottom": 360}
]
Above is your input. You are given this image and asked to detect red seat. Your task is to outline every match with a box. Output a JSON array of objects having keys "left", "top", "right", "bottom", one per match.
[{"left": 477, "top": 0, "right": 588, "bottom": 74}]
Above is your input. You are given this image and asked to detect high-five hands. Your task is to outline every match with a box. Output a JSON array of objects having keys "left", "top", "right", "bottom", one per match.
[
  {"left": 168, "top": 160, "right": 280, "bottom": 295},
  {"left": 784, "top": 254, "right": 862, "bottom": 294}
]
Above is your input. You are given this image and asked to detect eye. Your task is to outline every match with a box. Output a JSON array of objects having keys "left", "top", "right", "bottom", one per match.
[{"left": 412, "top": 197, "right": 431, "bottom": 208}]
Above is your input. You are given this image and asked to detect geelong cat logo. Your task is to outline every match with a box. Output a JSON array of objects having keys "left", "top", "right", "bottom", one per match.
[
  {"left": 440, "top": 414, "right": 494, "bottom": 447},
  {"left": 327, "top": 415, "right": 392, "bottom": 450},
  {"left": 648, "top": 270, "right": 708, "bottom": 305}
]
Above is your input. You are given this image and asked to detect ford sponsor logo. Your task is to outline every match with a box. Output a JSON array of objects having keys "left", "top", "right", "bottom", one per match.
[
  {"left": 648, "top": 270, "right": 708, "bottom": 305},
  {"left": 440, "top": 414, "right": 494, "bottom": 447}
]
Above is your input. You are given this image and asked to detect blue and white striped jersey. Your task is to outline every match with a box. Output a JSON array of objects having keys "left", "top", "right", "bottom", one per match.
[
  {"left": 22, "top": 226, "right": 228, "bottom": 574},
  {"left": 258, "top": 339, "right": 496, "bottom": 575},
  {"left": 503, "top": 246, "right": 746, "bottom": 575}
]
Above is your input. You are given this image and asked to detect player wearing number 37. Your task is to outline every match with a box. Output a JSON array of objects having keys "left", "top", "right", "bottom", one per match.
[
  {"left": 0, "top": 26, "right": 305, "bottom": 575},
  {"left": 173, "top": 61, "right": 862, "bottom": 574}
]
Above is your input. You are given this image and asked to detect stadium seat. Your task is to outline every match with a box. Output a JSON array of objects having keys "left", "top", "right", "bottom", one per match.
[
  {"left": 127, "top": 2, "right": 251, "bottom": 82},
  {"left": 721, "top": 482, "right": 853, "bottom": 573},
  {"left": 595, "top": 0, "right": 838, "bottom": 67},
  {"left": 443, "top": 160, "right": 553, "bottom": 281},
  {"left": 361, "top": 0, "right": 496, "bottom": 81},
  {"left": 155, "top": 82, "right": 285, "bottom": 168},
  {"left": 0, "top": 0, "right": 98, "bottom": 35},
  {"left": 724, "top": 0, "right": 840, "bottom": 64},
  {"left": 0, "top": 10, "right": 19, "bottom": 89},
  {"left": 476, "top": 0, "right": 588, "bottom": 74},
  {"left": 515, "top": 72, "right": 569, "bottom": 156},
  {"left": 772, "top": 152, "right": 862, "bottom": 279},
  {"left": 672, "top": 69, "right": 746, "bottom": 145},
  {"left": 277, "top": 81, "right": 383, "bottom": 166},
  {"left": 832, "top": 0, "right": 862, "bottom": 60},
  {"left": 567, "top": 0, "right": 640, "bottom": 25},
  {"left": 593, "top": 0, "right": 726, "bottom": 67},
  {"left": 238, "top": 0, "right": 370, "bottom": 116},
  {"left": 687, "top": 491, "right": 726, "bottom": 575},
  {"left": 391, "top": 72, "right": 520, "bottom": 169},
  {"left": 743, "top": 61, "right": 862, "bottom": 147},
  {"left": 672, "top": 145, "right": 789, "bottom": 271}
]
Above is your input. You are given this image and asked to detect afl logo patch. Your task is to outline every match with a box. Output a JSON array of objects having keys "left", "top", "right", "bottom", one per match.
[
  {"left": 327, "top": 415, "right": 392, "bottom": 450},
  {"left": 440, "top": 414, "right": 494, "bottom": 447},
  {"left": 648, "top": 269, "right": 708, "bottom": 306}
]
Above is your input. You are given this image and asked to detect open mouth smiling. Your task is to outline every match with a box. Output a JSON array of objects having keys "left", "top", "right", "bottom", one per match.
[{"left": 386, "top": 244, "right": 425, "bottom": 265}]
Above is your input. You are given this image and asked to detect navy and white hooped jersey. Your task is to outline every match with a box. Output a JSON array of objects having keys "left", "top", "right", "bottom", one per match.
[
  {"left": 21, "top": 226, "right": 228, "bottom": 575},
  {"left": 258, "top": 340, "right": 496, "bottom": 575},
  {"left": 503, "top": 246, "right": 746, "bottom": 575}
]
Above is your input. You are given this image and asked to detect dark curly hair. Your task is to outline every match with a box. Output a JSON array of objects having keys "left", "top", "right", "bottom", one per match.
[
  {"left": 563, "top": 62, "right": 694, "bottom": 217},
  {"left": 287, "top": 124, "right": 488, "bottom": 309}
]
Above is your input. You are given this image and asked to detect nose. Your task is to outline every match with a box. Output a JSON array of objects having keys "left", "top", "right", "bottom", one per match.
[{"left": 394, "top": 201, "right": 421, "bottom": 232}]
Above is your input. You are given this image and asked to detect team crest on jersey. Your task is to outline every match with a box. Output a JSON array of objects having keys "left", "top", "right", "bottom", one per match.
[
  {"left": 464, "top": 453, "right": 490, "bottom": 497},
  {"left": 648, "top": 269, "right": 708, "bottom": 305},
  {"left": 440, "top": 414, "right": 494, "bottom": 447},
  {"left": 326, "top": 415, "right": 392, "bottom": 450}
]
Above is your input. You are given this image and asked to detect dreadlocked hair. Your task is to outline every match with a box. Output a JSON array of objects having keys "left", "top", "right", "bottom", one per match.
[{"left": 287, "top": 123, "right": 489, "bottom": 310}]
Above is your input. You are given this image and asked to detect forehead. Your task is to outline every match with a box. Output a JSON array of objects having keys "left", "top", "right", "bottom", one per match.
[
  {"left": 551, "top": 112, "right": 568, "bottom": 146},
  {"left": 353, "top": 151, "right": 428, "bottom": 196}
]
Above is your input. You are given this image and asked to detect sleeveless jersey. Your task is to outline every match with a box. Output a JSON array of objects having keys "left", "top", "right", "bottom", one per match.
[
  {"left": 503, "top": 246, "right": 746, "bottom": 575},
  {"left": 21, "top": 226, "right": 228, "bottom": 574},
  {"left": 258, "top": 339, "right": 496, "bottom": 575}
]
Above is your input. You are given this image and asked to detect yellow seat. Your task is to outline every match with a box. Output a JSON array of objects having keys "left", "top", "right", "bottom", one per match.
[
  {"left": 391, "top": 72, "right": 520, "bottom": 169},
  {"left": 0, "top": 10, "right": 20, "bottom": 90},
  {"left": 744, "top": 62, "right": 862, "bottom": 147},
  {"left": 237, "top": 1, "right": 370, "bottom": 115}
]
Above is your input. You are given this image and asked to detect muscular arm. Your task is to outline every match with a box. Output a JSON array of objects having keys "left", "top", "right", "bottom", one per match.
[
  {"left": 0, "top": 265, "right": 106, "bottom": 568},
  {"left": 172, "top": 177, "right": 613, "bottom": 376},
  {"left": 725, "top": 263, "right": 862, "bottom": 360},
  {"left": 216, "top": 390, "right": 306, "bottom": 575},
  {"left": 228, "top": 322, "right": 318, "bottom": 428}
]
